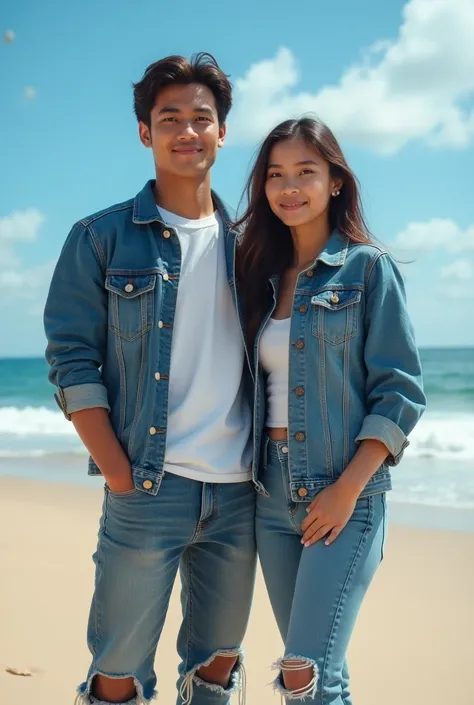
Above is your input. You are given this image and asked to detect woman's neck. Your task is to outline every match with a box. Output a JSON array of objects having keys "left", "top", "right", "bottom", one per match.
[{"left": 290, "top": 217, "right": 331, "bottom": 268}]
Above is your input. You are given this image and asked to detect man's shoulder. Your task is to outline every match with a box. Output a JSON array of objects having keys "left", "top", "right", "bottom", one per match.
[
  {"left": 76, "top": 196, "right": 135, "bottom": 229},
  {"left": 212, "top": 194, "right": 247, "bottom": 250},
  {"left": 212, "top": 191, "right": 237, "bottom": 227}
]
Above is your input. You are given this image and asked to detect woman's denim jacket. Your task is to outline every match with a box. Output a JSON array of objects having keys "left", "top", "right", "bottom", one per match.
[{"left": 251, "top": 231, "right": 426, "bottom": 501}]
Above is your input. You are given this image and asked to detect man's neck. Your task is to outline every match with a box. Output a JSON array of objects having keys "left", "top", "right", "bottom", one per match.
[{"left": 154, "top": 171, "right": 214, "bottom": 220}]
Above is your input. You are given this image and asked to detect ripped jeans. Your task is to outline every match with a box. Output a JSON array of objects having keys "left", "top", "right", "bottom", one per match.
[
  {"left": 256, "top": 438, "right": 386, "bottom": 704},
  {"left": 76, "top": 472, "right": 256, "bottom": 705}
]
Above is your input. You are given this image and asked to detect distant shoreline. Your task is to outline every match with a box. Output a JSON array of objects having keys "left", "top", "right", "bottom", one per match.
[{"left": 1, "top": 344, "right": 474, "bottom": 361}]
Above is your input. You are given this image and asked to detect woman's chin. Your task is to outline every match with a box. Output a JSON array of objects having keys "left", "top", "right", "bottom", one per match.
[{"left": 278, "top": 211, "right": 313, "bottom": 228}]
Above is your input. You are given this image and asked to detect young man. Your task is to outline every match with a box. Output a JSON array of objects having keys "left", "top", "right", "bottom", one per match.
[{"left": 44, "top": 53, "right": 256, "bottom": 705}]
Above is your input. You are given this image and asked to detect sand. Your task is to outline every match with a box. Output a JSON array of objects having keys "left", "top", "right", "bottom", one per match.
[{"left": 0, "top": 476, "right": 473, "bottom": 705}]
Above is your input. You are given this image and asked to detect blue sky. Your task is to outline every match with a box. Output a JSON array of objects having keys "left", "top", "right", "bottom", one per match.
[{"left": 1, "top": 0, "right": 473, "bottom": 356}]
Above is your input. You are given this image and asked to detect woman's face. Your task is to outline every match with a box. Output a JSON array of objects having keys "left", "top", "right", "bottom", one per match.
[{"left": 264, "top": 137, "right": 339, "bottom": 229}]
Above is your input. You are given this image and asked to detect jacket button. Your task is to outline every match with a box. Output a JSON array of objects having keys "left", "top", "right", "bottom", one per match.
[
  {"left": 124, "top": 283, "right": 134, "bottom": 293},
  {"left": 158, "top": 320, "right": 164, "bottom": 328},
  {"left": 154, "top": 372, "right": 161, "bottom": 381},
  {"left": 163, "top": 273, "right": 169, "bottom": 281},
  {"left": 295, "top": 386, "right": 305, "bottom": 396},
  {"left": 299, "top": 304, "right": 308, "bottom": 313},
  {"left": 142, "top": 480, "right": 153, "bottom": 490},
  {"left": 149, "top": 426, "right": 157, "bottom": 435},
  {"left": 295, "top": 340, "right": 305, "bottom": 349},
  {"left": 331, "top": 292, "right": 340, "bottom": 304},
  {"left": 163, "top": 230, "right": 171, "bottom": 238},
  {"left": 306, "top": 270, "right": 314, "bottom": 277},
  {"left": 295, "top": 432, "right": 305, "bottom": 441},
  {"left": 298, "top": 487, "right": 309, "bottom": 497}
]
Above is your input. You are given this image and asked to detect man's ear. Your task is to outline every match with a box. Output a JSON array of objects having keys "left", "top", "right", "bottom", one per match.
[
  {"left": 139, "top": 121, "right": 152, "bottom": 148},
  {"left": 217, "top": 122, "right": 226, "bottom": 148}
]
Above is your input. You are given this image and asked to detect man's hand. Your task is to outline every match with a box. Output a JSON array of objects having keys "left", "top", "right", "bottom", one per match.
[
  {"left": 106, "top": 466, "right": 135, "bottom": 494},
  {"left": 70, "top": 408, "right": 135, "bottom": 493}
]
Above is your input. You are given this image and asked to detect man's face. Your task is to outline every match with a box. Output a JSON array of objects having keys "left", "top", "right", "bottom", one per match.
[{"left": 139, "top": 83, "right": 226, "bottom": 178}]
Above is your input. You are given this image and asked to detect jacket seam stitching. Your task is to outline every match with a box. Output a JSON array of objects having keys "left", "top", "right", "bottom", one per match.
[
  {"left": 129, "top": 308, "right": 149, "bottom": 459},
  {"left": 115, "top": 331, "right": 127, "bottom": 437},
  {"left": 342, "top": 332, "right": 351, "bottom": 470},
  {"left": 319, "top": 336, "right": 333, "bottom": 479},
  {"left": 78, "top": 201, "right": 133, "bottom": 227},
  {"left": 364, "top": 251, "right": 386, "bottom": 290},
  {"left": 86, "top": 224, "right": 107, "bottom": 272}
]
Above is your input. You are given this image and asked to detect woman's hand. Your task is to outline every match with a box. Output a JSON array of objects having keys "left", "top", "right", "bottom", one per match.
[
  {"left": 300, "top": 480, "right": 360, "bottom": 547},
  {"left": 300, "top": 439, "right": 389, "bottom": 547}
]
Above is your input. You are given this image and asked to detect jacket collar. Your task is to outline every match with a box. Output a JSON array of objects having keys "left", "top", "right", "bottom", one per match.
[
  {"left": 132, "top": 179, "right": 234, "bottom": 229},
  {"left": 315, "top": 229, "right": 349, "bottom": 267},
  {"left": 270, "top": 229, "right": 349, "bottom": 283}
]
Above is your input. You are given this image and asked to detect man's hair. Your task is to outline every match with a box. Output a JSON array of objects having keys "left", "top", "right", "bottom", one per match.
[{"left": 133, "top": 52, "right": 232, "bottom": 127}]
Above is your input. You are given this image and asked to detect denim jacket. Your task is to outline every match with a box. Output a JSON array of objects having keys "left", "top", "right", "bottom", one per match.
[
  {"left": 252, "top": 231, "right": 426, "bottom": 501},
  {"left": 44, "top": 180, "right": 251, "bottom": 495}
]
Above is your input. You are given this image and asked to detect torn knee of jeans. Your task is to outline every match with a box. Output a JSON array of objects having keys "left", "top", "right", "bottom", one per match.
[
  {"left": 74, "top": 671, "right": 153, "bottom": 705},
  {"left": 272, "top": 654, "right": 319, "bottom": 701},
  {"left": 74, "top": 699, "right": 141, "bottom": 705},
  {"left": 180, "top": 647, "right": 246, "bottom": 705}
]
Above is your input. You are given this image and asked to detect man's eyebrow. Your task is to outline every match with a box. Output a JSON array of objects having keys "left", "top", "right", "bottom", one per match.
[{"left": 158, "top": 105, "right": 214, "bottom": 115}]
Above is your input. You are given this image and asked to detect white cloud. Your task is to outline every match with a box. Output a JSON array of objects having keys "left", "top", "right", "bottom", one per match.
[
  {"left": 0, "top": 208, "right": 45, "bottom": 268},
  {"left": 23, "top": 86, "right": 37, "bottom": 101},
  {"left": 229, "top": 0, "right": 474, "bottom": 153},
  {"left": 0, "top": 259, "right": 56, "bottom": 316},
  {"left": 0, "top": 208, "right": 45, "bottom": 244},
  {"left": 393, "top": 219, "right": 474, "bottom": 252},
  {"left": 0, "top": 271, "right": 24, "bottom": 288},
  {"left": 441, "top": 259, "right": 473, "bottom": 280},
  {"left": 438, "top": 282, "right": 474, "bottom": 300},
  {"left": 0, "top": 260, "right": 55, "bottom": 299},
  {"left": 0, "top": 208, "right": 53, "bottom": 314}
]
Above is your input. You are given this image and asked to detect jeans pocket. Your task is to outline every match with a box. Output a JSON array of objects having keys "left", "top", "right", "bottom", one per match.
[
  {"left": 106, "top": 484, "right": 141, "bottom": 499},
  {"left": 288, "top": 502, "right": 306, "bottom": 536}
]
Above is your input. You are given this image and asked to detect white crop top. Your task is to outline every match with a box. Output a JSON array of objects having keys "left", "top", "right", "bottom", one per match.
[{"left": 259, "top": 317, "right": 290, "bottom": 428}]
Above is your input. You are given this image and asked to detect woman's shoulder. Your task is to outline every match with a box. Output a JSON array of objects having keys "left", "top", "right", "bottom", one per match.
[
  {"left": 344, "top": 238, "right": 384, "bottom": 264},
  {"left": 344, "top": 239, "right": 401, "bottom": 285}
]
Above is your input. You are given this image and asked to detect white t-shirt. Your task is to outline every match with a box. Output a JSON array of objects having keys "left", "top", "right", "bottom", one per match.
[
  {"left": 259, "top": 317, "right": 290, "bottom": 428},
  {"left": 158, "top": 206, "right": 252, "bottom": 483}
]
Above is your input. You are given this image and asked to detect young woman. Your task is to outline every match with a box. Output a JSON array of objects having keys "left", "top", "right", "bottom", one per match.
[{"left": 236, "top": 117, "right": 426, "bottom": 704}]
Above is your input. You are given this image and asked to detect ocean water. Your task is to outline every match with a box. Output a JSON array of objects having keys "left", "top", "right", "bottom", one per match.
[{"left": 0, "top": 349, "right": 473, "bottom": 512}]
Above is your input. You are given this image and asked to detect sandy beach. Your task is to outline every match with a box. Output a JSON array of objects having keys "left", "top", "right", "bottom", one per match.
[{"left": 1, "top": 476, "right": 473, "bottom": 705}]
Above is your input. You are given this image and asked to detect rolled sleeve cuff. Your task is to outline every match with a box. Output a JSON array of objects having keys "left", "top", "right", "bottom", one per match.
[
  {"left": 355, "top": 414, "right": 409, "bottom": 467},
  {"left": 54, "top": 383, "right": 110, "bottom": 420}
]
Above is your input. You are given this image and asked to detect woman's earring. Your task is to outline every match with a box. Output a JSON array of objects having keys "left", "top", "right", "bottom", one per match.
[{"left": 331, "top": 190, "right": 340, "bottom": 197}]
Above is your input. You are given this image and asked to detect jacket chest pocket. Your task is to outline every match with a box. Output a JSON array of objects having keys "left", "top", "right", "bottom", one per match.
[
  {"left": 311, "top": 289, "right": 362, "bottom": 345},
  {"left": 105, "top": 272, "right": 157, "bottom": 342}
]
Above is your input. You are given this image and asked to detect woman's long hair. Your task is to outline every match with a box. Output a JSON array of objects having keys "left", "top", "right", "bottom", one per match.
[{"left": 235, "top": 117, "right": 372, "bottom": 344}]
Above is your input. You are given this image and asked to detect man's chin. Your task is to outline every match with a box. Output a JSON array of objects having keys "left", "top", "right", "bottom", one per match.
[
  {"left": 156, "top": 156, "right": 216, "bottom": 179},
  {"left": 170, "top": 158, "right": 212, "bottom": 175}
]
